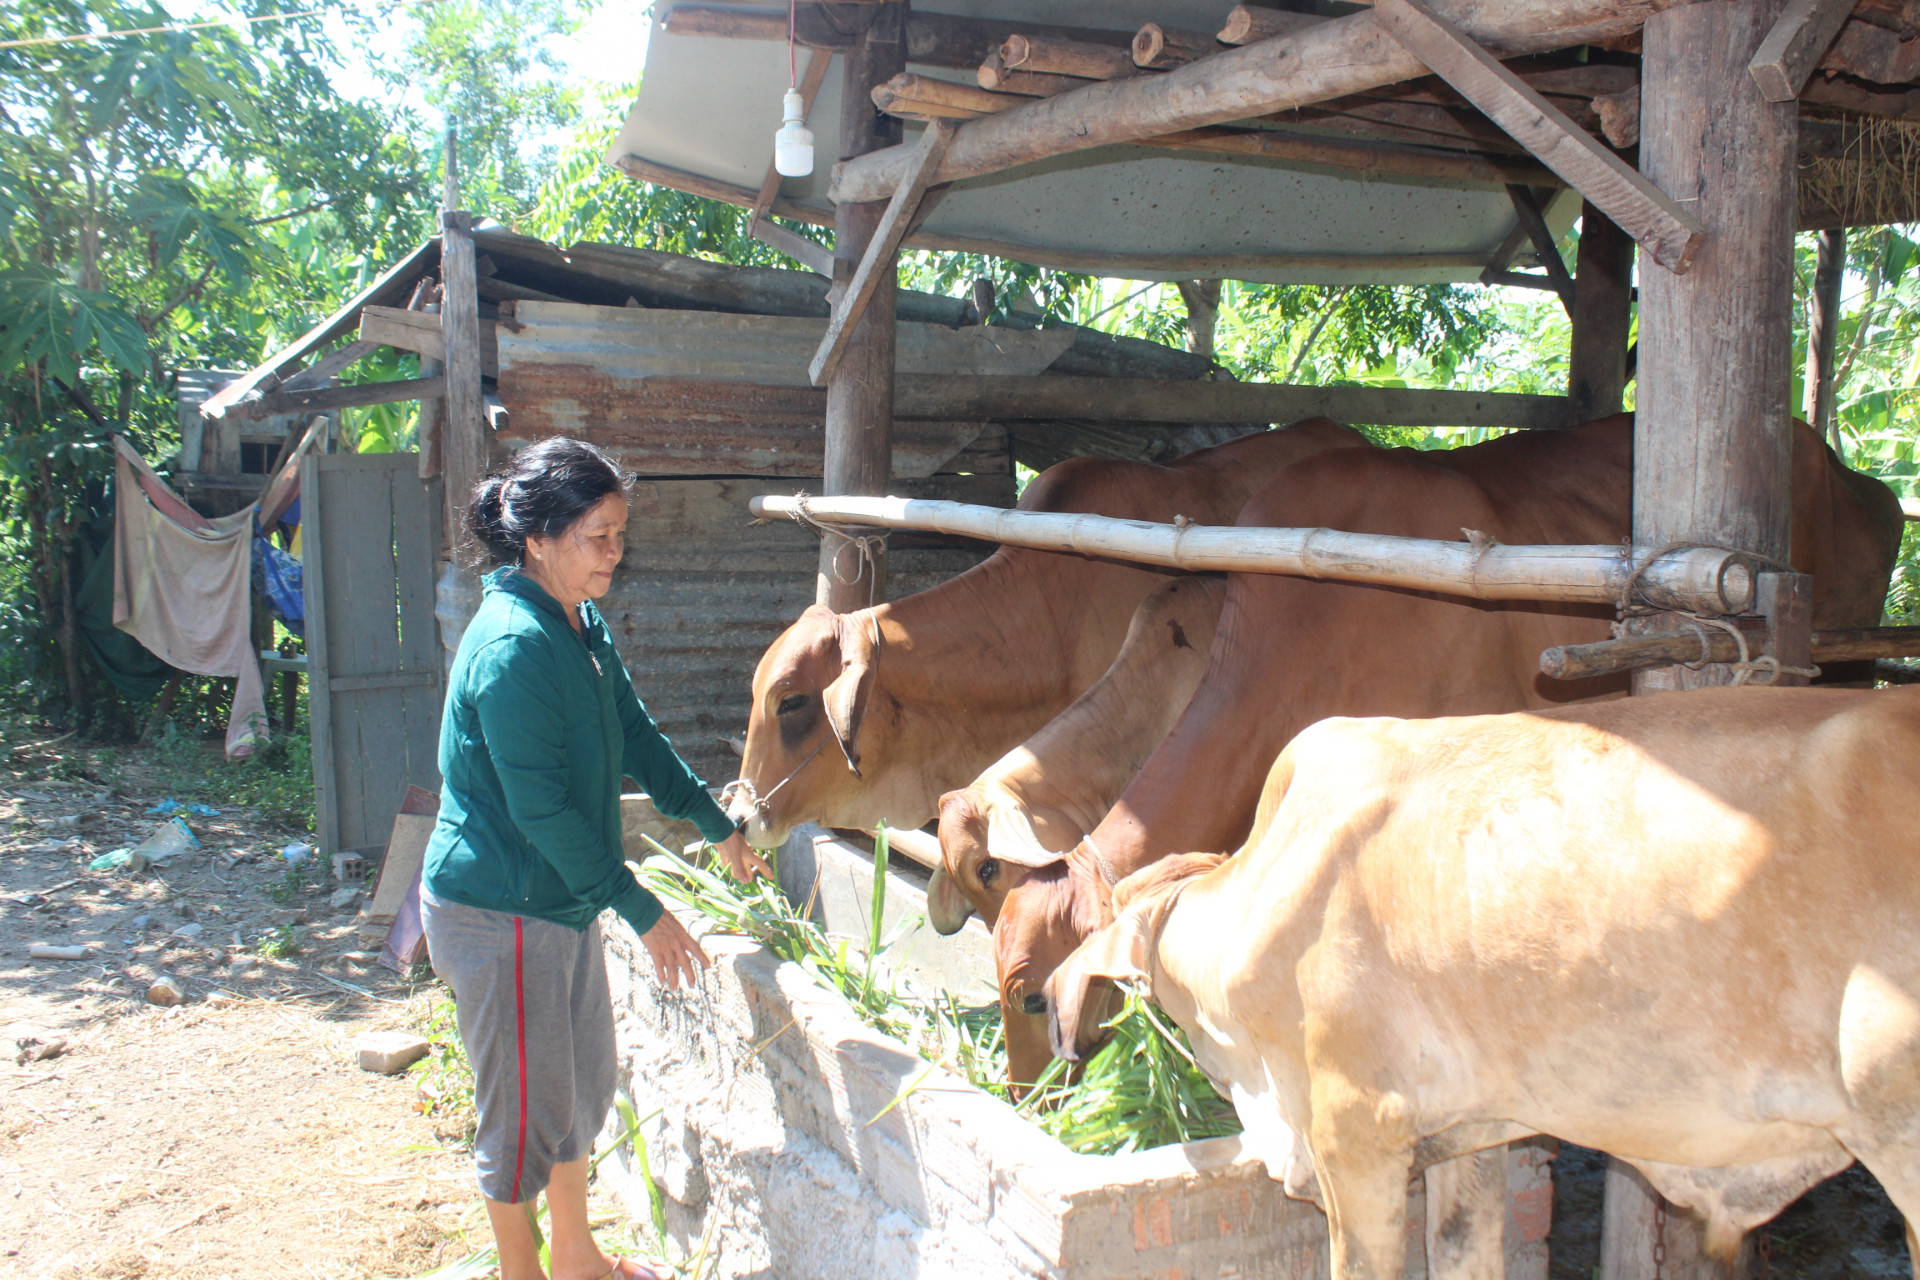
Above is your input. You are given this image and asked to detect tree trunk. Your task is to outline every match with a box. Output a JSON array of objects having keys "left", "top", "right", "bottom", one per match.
[{"left": 1176, "top": 280, "right": 1222, "bottom": 361}]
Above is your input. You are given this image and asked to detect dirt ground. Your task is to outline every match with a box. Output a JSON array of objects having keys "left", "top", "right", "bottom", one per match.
[{"left": 0, "top": 731, "right": 543, "bottom": 1280}]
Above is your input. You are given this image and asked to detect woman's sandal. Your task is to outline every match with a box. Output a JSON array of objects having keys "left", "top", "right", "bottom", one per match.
[{"left": 602, "top": 1256, "right": 671, "bottom": 1280}]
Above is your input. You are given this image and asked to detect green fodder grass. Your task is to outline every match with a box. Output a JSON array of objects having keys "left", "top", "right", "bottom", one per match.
[{"left": 638, "top": 829, "right": 1241, "bottom": 1157}]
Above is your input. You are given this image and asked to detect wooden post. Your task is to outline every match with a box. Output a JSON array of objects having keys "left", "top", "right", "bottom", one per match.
[
  {"left": 1568, "top": 202, "right": 1634, "bottom": 422},
  {"left": 416, "top": 301, "right": 443, "bottom": 479},
  {"left": 818, "top": 3, "right": 906, "bottom": 611},
  {"left": 440, "top": 209, "right": 486, "bottom": 561},
  {"left": 1613, "top": 1, "right": 1800, "bottom": 1274},
  {"left": 1804, "top": 227, "right": 1845, "bottom": 453}
]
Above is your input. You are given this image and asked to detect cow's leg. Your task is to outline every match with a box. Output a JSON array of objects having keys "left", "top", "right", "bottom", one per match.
[
  {"left": 1311, "top": 1087, "right": 1417, "bottom": 1280},
  {"left": 1424, "top": 1145, "right": 1508, "bottom": 1280}
]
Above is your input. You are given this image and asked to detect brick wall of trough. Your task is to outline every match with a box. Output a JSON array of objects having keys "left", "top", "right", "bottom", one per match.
[{"left": 596, "top": 901, "right": 1556, "bottom": 1280}]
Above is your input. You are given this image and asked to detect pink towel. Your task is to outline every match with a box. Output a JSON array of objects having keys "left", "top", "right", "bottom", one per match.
[{"left": 112, "top": 446, "right": 267, "bottom": 757}]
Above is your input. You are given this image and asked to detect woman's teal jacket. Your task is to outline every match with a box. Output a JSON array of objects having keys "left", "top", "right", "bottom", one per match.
[{"left": 422, "top": 568, "right": 736, "bottom": 937}]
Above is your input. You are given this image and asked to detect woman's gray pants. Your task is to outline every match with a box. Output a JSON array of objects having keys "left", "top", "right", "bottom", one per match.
[{"left": 420, "top": 887, "right": 618, "bottom": 1204}]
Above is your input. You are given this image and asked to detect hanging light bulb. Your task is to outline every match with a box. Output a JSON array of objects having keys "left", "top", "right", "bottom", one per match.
[{"left": 774, "top": 87, "right": 814, "bottom": 177}]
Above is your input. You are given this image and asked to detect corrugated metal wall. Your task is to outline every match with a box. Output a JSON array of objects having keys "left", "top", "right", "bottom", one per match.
[{"left": 438, "top": 473, "right": 1013, "bottom": 786}]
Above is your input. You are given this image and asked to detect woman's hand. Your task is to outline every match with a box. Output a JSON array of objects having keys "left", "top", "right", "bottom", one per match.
[
  {"left": 640, "top": 910, "right": 711, "bottom": 992},
  {"left": 714, "top": 830, "right": 772, "bottom": 884}
]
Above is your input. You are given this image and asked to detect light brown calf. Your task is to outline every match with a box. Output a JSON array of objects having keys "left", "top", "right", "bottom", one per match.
[{"left": 1050, "top": 687, "right": 1920, "bottom": 1280}]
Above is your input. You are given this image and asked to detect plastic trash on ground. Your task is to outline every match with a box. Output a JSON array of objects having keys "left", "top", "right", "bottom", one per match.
[{"left": 127, "top": 816, "right": 200, "bottom": 872}]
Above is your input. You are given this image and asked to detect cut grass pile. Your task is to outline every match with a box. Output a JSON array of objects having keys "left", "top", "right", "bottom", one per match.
[{"left": 638, "top": 829, "right": 1240, "bottom": 1157}]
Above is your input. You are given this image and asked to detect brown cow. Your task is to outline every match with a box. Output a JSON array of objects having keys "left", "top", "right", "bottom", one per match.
[
  {"left": 1047, "top": 686, "right": 1920, "bottom": 1280},
  {"left": 726, "top": 421, "right": 1364, "bottom": 848},
  {"left": 991, "top": 415, "right": 1903, "bottom": 1085},
  {"left": 927, "top": 574, "right": 1227, "bottom": 936}
]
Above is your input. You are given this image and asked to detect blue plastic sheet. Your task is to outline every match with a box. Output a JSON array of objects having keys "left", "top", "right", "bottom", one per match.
[{"left": 252, "top": 531, "right": 305, "bottom": 636}]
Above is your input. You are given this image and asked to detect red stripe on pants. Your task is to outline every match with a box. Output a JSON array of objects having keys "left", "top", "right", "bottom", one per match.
[{"left": 510, "top": 916, "right": 528, "bottom": 1203}]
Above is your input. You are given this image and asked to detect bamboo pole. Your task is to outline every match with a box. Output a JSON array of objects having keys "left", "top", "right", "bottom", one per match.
[
  {"left": 1542, "top": 626, "right": 1920, "bottom": 680},
  {"left": 750, "top": 494, "right": 1762, "bottom": 616}
]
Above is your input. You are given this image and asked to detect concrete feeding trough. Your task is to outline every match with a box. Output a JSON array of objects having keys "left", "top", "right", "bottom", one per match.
[{"left": 601, "top": 822, "right": 1554, "bottom": 1279}]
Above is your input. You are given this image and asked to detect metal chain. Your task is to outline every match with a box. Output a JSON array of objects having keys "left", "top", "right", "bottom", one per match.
[{"left": 1652, "top": 1195, "right": 1668, "bottom": 1280}]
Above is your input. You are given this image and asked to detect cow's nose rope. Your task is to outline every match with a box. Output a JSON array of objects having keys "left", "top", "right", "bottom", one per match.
[{"left": 723, "top": 735, "right": 831, "bottom": 830}]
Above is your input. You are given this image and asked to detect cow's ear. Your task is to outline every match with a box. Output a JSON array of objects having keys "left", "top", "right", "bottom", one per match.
[
  {"left": 823, "top": 611, "right": 879, "bottom": 776},
  {"left": 1046, "top": 908, "right": 1152, "bottom": 1063},
  {"left": 982, "top": 806, "right": 1062, "bottom": 869},
  {"left": 926, "top": 866, "right": 974, "bottom": 935}
]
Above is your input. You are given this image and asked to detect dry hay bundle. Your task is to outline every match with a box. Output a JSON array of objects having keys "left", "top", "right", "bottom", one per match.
[{"left": 1801, "top": 116, "right": 1920, "bottom": 228}]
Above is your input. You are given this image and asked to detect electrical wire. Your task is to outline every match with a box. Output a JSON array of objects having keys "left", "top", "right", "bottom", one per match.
[
  {"left": 0, "top": 0, "right": 453, "bottom": 52},
  {"left": 788, "top": 0, "right": 796, "bottom": 88}
]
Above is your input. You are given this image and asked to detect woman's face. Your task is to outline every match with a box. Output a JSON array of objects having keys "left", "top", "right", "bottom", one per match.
[{"left": 524, "top": 492, "right": 628, "bottom": 606}]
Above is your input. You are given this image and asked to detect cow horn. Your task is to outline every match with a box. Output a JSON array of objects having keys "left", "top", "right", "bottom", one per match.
[{"left": 926, "top": 866, "right": 974, "bottom": 935}]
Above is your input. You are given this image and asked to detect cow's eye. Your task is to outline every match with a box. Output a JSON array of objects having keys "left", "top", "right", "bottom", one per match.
[
  {"left": 978, "top": 858, "right": 998, "bottom": 886},
  {"left": 777, "top": 694, "right": 807, "bottom": 716}
]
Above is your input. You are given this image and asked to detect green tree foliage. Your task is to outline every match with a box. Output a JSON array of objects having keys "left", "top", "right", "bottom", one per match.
[
  {"left": 0, "top": 0, "right": 433, "bottom": 723},
  {"left": 375, "top": 0, "right": 586, "bottom": 220}
]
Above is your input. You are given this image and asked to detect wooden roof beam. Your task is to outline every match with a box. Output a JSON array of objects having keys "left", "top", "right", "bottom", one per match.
[
  {"left": 1750, "top": 0, "right": 1859, "bottom": 101},
  {"left": 830, "top": 0, "right": 1695, "bottom": 206},
  {"left": 1370, "top": 0, "right": 1703, "bottom": 273},
  {"left": 1503, "top": 184, "right": 1577, "bottom": 315},
  {"left": 656, "top": 4, "right": 1134, "bottom": 71},
  {"left": 809, "top": 122, "right": 955, "bottom": 387}
]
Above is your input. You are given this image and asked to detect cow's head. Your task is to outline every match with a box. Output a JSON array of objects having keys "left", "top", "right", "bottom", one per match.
[
  {"left": 987, "top": 840, "right": 1128, "bottom": 1089},
  {"left": 730, "top": 605, "right": 879, "bottom": 848},
  {"left": 927, "top": 786, "right": 1064, "bottom": 935},
  {"left": 1044, "top": 853, "right": 1226, "bottom": 1064}
]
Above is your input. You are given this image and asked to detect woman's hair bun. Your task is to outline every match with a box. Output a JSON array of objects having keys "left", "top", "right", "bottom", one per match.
[{"left": 463, "top": 437, "right": 629, "bottom": 567}]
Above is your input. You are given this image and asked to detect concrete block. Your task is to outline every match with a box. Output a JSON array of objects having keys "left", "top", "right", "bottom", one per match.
[
  {"left": 620, "top": 792, "right": 705, "bottom": 862},
  {"left": 356, "top": 1031, "right": 430, "bottom": 1075}
]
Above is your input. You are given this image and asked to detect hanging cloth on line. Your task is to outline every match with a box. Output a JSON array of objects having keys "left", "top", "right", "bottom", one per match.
[{"left": 111, "top": 437, "right": 268, "bottom": 758}]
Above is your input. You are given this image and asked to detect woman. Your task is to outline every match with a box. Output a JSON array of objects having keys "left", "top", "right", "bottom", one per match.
[{"left": 421, "top": 437, "right": 770, "bottom": 1280}]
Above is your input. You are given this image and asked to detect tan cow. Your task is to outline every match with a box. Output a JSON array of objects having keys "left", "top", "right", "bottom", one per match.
[
  {"left": 990, "top": 416, "right": 1902, "bottom": 1085},
  {"left": 1048, "top": 686, "right": 1920, "bottom": 1280},
  {"left": 927, "top": 574, "right": 1227, "bottom": 936},
  {"left": 726, "top": 421, "right": 1364, "bottom": 848}
]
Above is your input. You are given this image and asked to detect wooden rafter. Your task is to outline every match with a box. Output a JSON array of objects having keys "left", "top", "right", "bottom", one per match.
[
  {"left": 809, "top": 122, "right": 956, "bottom": 388},
  {"left": 1504, "top": 185, "right": 1577, "bottom": 315},
  {"left": 1750, "top": 0, "right": 1860, "bottom": 102},
  {"left": 1370, "top": 0, "right": 1704, "bottom": 274},
  {"left": 830, "top": 0, "right": 1683, "bottom": 206}
]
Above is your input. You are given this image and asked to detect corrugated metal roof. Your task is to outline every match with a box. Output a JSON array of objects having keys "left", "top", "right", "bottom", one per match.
[{"left": 493, "top": 303, "right": 1083, "bottom": 475}]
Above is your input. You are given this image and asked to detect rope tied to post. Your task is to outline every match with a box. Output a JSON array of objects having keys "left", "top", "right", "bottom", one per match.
[
  {"left": 1609, "top": 541, "right": 1817, "bottom": 684},
  {"left": 790, "top": 491, "right": 890, "bottom": 609}
]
